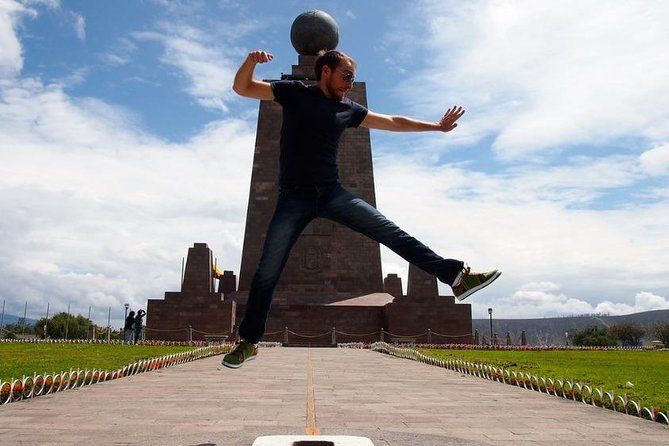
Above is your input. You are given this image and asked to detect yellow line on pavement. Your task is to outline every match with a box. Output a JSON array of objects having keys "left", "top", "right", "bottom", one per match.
[{"left": 306, "top": 347, "right": 320, "bottom": 435}]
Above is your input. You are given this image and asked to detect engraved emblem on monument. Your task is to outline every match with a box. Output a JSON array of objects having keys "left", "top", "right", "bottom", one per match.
[{"left": 302, "top": 246, "right": 322, "bottom": 272}]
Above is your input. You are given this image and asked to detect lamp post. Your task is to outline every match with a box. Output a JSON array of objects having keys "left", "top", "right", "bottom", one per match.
[
  {"left": 488, "top": 308, "right": 493, "bottom": 344},
  {"left": 124, "top": 303, "right": 129, "bottom": 342}
]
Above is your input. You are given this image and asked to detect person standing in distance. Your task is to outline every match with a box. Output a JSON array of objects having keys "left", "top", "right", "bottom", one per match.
[{"left": 222, "top": 49, "right": 501, "bottom": 368}]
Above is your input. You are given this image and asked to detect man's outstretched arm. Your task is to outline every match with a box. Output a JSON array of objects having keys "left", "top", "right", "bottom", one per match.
[
  {"left": 232, "top": 50, "right": 275, "bottom": 101},
  {"left": 360, "top": 106, "right": 465, "bottom": 132}
]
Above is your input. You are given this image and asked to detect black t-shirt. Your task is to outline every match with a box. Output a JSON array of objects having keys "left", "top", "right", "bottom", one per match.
[
  {"left": 124, "top": 315, "right": 134, "bottom": 330},
  {"left": 271, "top": 80, "right": 368, "bottom": 186}
]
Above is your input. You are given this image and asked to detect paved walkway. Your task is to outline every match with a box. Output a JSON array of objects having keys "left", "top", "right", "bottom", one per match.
[{"left": 1, "top": 347, "right": 667, "bottom": 445}]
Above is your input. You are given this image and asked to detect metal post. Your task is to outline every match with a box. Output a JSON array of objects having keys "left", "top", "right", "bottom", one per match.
[
  {"left": 21, "top": 301, "right": 27, "bottom": 334},
  {"left": 488, "top": 307, "right": 493, "bottom": 342},
  {"left": 331, "top": 327, "right": 336, "bottom": 346},
  {"left": 64, "top": 302, "right": 71, "bottom": 339},
  {"left": 188, "top": 325, "right": 193, "bottom": 342},
  {"left": 87, "top": 306, "right": 91, "bottom": 339},
  {"left": 44, "top": 302, "right": 50, "bottom": 339},
  {"left": 427, "top": 329, "right": 432, "bottom": 344},
  {"left": 107, "top": 306, "right": 111, "bottom": 342},
  {"left": 506, "top": 331, "right": 511, "bottom": 346},
  {"left": 123, "top": 303, "right": 129, "bottom": 343},
  {"left": 284, "top": 326, "right": 289, "bottom": 345},
  {"left": 0, "top": 299, "right": 4, "bottom": 329},
  {"left": 380, "top": 328, "right": 385, "bottom": 343},
  {"left": 521, "top": 330, "right": 527, "bottom": 346}
]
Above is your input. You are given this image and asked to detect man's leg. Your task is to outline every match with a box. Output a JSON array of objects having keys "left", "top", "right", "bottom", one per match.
[
  {"left": 237, "top": 192, "right": 314, "bottom": 344},
  {"left": 320, "top": 184, "right": 464, "bottom": 285}
]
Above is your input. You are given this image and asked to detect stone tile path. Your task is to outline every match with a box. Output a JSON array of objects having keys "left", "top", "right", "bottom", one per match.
[{"left": 0, "top": 347, "right": 667, "bottom": 445}]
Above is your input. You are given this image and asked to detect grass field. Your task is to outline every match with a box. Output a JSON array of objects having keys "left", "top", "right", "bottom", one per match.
[
  {"left": 0, "top": 343, "right": 198, "bottom": 382},
  {"left": 420, "top": 348, "right": 669, "bottom": 410}
]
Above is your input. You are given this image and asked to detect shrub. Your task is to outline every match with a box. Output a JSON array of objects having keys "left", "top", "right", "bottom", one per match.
[
  {"left": 609, "top": 323, "right": 645, "bottom": 347},
  {"left": 571, "top": 326, "right": 618, "bottom": 347},
  {"left": 653, "top": 322, "right": 669, "bottom": 347}
]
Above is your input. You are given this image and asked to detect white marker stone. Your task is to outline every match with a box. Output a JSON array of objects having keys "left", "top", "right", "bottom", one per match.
[{"left": 253, "top": 435, "right": 374, "bottom": 446}]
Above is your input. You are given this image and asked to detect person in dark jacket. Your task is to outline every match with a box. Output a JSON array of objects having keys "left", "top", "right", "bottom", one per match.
[
  {"left": 124, "top": 311, "right": 135, "bottom": 343},
  {"left": 134, "top": 309, "right": 146, "bottom": 344}
]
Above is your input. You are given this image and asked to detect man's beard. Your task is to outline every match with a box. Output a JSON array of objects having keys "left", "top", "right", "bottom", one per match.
[{"left": 326, "top": 80, "right": 344, "bottom": 100}]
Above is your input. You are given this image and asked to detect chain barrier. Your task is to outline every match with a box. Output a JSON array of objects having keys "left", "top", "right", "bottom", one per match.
[
  {"left": 383, "top": 330, "right": 428, "bottom": 338},
  {"left": 144, "top": 327, "right": 186, "bottom": 333},
  {"left": 286, "top": 329, "right": 331, "bottom": 338},
  {"left": 334, "top": 330, "right": 381, "bottom": 337},
  {"left": 430, "top": 331, "right": 474, "bottom": 338},
  {"left": 191, "top": 328, "right": 230, "bottom": 336},
  {"left": 1, "top": 325, "right": 649, "bottom": 350}
]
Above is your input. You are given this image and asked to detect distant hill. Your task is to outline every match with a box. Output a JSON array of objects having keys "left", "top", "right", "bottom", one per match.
[
  {"left": 0, "top": 314, "right": 40, "bottom": 327},
  {"left": 473, "top": 309, "right": 669, "bottom": 345}
]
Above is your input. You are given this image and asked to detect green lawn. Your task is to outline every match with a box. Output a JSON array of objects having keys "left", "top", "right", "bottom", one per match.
[
  {"left": 0, "top": 343, "right": 198, "bottom": 382},
  {"left": 420, "top": 348, "right": 669, "bottom": 410}
]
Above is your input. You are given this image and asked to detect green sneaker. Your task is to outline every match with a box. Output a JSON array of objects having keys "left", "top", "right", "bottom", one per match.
[
  {"left": 452, "top": 266, "right": 501, "bottom": 301},
  {"left": 222, "top": 341, "right": 258, "bottom": 368}
]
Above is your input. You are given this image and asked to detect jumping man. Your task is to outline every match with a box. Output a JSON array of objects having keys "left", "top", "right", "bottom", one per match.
[{"left": 222, "top": 50, "right": 501, "bottom": 368}]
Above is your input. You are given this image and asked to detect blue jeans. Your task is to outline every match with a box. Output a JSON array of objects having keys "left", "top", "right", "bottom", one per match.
[{"left": 238, "top": 182, "right": 464, "bottom": 344}]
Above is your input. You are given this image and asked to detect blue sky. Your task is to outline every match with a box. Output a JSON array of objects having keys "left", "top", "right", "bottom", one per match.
[{"left": 1, "top": 0, "right": 669, "bottom": 328}]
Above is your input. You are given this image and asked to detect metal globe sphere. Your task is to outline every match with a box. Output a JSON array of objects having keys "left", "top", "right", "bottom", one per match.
[{"left": 290, "top": 10, "right": 339, "bottom": 55}]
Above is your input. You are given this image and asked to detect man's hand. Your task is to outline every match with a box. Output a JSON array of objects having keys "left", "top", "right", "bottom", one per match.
[
  {"left": 438, "top": 106, "right": 465, "bottom": 132},
  {"left": 248, "top": 50, "right": 274, "bottom": 64},
  {"left": 233, "top": 50, "right": 275, "bottom": 100}
]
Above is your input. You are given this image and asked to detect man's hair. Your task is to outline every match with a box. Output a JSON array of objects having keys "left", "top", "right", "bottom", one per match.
[{"left": 315, "top": 50, "right": 356, "bottom": 81}]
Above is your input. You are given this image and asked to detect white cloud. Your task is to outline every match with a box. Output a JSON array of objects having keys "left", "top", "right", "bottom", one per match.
[
  {"left": 71, "top": 11, "right": 84, "bottom": 41},
  {"left": 639, "top": 142, "right": 669, "bottom": 175},
  {"left": 0, "top": 77, "right": 255, "bottom": 327},
  {"left": 100, "top": 37, "right": 137, "bottom": 66},
  {"left": 0, "top": 0, "right": 35, "bottom": 78},
  {"left": 481, "top": 282, "right": 669, "bottom": 318},
  {"left": 20, "top": 0, "right": 59, "bottom": 9},
  {"left": 634, "top": 291, "right": 669, "bottom": 312},
  {"left": 372, "top": 151, "right": 669, "bottom": 318},
  {"left": 131, "top": 18, "right": 259, "bottom": 112},
  {"left": 390, "top": 0, "right": 669, "bottom": 159}
]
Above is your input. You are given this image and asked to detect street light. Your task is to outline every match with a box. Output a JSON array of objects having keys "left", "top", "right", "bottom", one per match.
[
  {"left": 124, "top": 303, "right": 129, "bottom": 342},
  {"left": 488, "top": 308, "right": 493, "bottom": 344}
]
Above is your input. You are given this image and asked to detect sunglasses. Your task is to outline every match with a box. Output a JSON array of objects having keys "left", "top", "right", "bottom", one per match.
[{"left": 335, "top": 67, "right": 355, "bottom": 83}]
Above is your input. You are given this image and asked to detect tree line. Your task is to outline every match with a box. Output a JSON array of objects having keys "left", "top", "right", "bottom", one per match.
[
  {"left": 570, "top": 322, "right": 669, "bottom": 347},
  {"left": 1, "top": 312, "right": 110, "bottom": 339}
]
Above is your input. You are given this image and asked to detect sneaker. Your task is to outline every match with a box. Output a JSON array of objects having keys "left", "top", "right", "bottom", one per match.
[
  {"left": 452, "top": 266, "right": 501, "bottom": 301},
  {"left": 222, "top": 341, "right": 258, "bottom": 368}
]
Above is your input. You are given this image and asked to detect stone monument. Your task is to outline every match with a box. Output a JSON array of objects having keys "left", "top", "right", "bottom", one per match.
[
  {"left": 145, "top": 243, "right": 236, "bottom": 341},
  {"left": 146, "top": 11, "right": 472, "bottom": 345}
]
